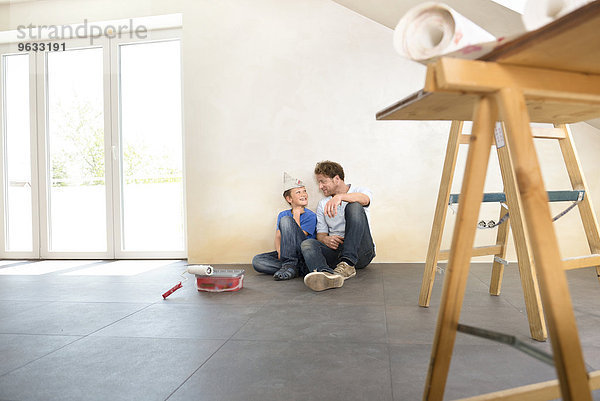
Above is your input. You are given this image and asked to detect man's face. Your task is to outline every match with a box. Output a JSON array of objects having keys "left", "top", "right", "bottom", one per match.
[
  {"left": 286, "top": 187, "right": 308, "bottom": 207},
  {"left": 316, "top": 174, "right": 337, "bottom": 197}
]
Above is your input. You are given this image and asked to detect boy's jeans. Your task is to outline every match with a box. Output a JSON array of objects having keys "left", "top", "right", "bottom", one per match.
[{"left": 252, "top": 216, "right": 308, "bottom": 275}]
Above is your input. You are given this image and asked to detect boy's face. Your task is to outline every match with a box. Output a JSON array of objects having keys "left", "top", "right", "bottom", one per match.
[{"left": 286, "top": 186, "right": 308, "bottom": 207}]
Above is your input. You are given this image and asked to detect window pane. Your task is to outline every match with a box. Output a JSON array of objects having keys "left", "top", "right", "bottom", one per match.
[
  {"left": 47, "top": 47, "right": 106, "bottom": 252},
  {"left": 119, "top": 40, "right": 184, "bottom": 251},
  {"left": 3, "top": 54, "right": 32, "bottom": 251}
]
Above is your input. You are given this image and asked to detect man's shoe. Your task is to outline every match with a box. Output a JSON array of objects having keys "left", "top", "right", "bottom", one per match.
[
  {"left": 304, "top": 271, "right": 344, "bottom": 292},
  {"left": 334, "top": 261, "right": 356, "bottom": 280}
]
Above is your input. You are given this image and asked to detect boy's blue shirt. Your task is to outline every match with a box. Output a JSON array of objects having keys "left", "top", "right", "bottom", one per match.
[{"left": 276, "top": 208, "right": 317, "bottom": 239}]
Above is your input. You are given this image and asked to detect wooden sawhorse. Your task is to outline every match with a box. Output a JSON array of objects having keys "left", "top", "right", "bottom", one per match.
[
  {"left": 419, "top": 120, "right": 600, "bottom": 342},
  {"left": 376, "top": 3, "right": 600, "bottom": 398}
]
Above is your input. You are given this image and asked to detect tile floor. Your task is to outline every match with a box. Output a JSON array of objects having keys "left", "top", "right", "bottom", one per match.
[{"left": 0, "top": 260, "right": 599, "bottom": 400}]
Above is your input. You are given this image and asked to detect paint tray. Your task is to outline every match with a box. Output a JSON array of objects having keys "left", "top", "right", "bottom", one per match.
[{"left": 195, "top": 269, "right": 245, "bottom": 292}]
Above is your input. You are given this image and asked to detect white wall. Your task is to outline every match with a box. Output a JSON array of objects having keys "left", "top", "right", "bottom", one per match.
[{"left": 1, "top": 0, "right": 599, "bottom": 264}]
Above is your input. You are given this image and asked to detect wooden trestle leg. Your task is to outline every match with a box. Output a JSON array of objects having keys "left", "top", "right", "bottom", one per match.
[
  {"left": 491, "top": 124, "right": 547, "bottom": 341},
  {"left": 423, "top": 96, "right": 497, "bottom": 401},
  {"left": 496, "top": 88, "right": 591, "bottom": 401},
  {"left": 419, "top": 121, "right": 463, "bottom": 307},
  {"left": 557, "top": 124, "right": 600, "bottom": 281}
]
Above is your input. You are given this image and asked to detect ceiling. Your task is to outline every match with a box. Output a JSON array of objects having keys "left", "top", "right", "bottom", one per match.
[{"left": 330, "top": 0, "right": 526, "bottom": 37}]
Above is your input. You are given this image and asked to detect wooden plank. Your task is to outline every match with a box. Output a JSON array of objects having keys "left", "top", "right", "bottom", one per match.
[
  {"left": 434, "top": 58, "right": 600, "bottom": 104},
  {"left": 556, "top": 124, "right": 600, "bottom": 279},
  {"left": 448, "top": 190, "right": 584, "bottom": 204},
  {"left": 419, "top": 121, "right": 463, "bottom": 307},
  {"left": 495, "top": 123, "right": 546, "bottom": 341},
  {"left": 375, "top": 90, "right": 600, "bottom": 124},
  {"left": 496, "top": 87, "right": 591, "bottom": 401},
  {"left": 455, "top": 370, "right": 600, "bottom": 401},
  {"left": 459, "top": 134, "right": 471, "bottom": 144},
  {"left": 424, "top": 96, "right": 496, "bottom": 401},
  {"left": 563, "top": 254, "right": 600, "bottom": 270},
  {"left": 531, "top": 127, "right": 565, "bottom": 139},
  {"left": 438, "top": 245, "right": 502, "bottom": 261},
  {"left": 452, "top": 127, "right": 565, "bottom": 142},
  {"left": 482, "top": 1, "right": 600, "bottom": 75}
]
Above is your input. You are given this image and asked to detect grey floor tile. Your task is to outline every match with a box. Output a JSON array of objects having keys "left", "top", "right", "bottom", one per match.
[
  {"left": 0, "top": 302, "right": 150, "bottom": 336},
  {"left": 0, "top": 336, "right": 224, "bottom": 401},
  {"left": 389, "top": 343, "right": 558, "bottom": 401},
  {"left": 93, "top": 303, "right": 262, "bottom": 339},
  {"left": 458, "top": 302, "right": 533, "bottom": 343},
  {"left": 163, "top": 268, "right": 286, "bottom": 306},
  {"left": 0, "top": 278, "right": 67, "bottom": 302},
  {"left": 168, "top": 340, "right": 393, "bottom": 401},
  {"left": 0, "top": 333, "right": 81, "bottom": 376},
  {"left": 386, "top": 305, "right": 437, "bottom": 345},
  {"left": 389, "top": 344, "right": 431, "bottom": 401},
  {"left": 233, "top": 302, "right": 387, "bottom": 343},
  {"left": 0, "top": 300, "right": 55, "bottom": 317},
  {"left": 274, "top": 269, "right": 386, "bottom": 305},
  {"left": 445, "top": 344, "right": 557, "bottom": 399},
  {"left": 1, "top": 261, "right": 599, "bottom": 401},
  {"left": 383, "top": 265, "right": 500, "bottom": 308},
  {"left": 56, "top": 281, "right": 178, "bottom": 303}
]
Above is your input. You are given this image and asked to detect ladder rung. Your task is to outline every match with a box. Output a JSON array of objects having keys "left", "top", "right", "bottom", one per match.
[
  {"left": 459, "top": 134, "right": 471, "bottom": 144},
  {"left": 531, "top": 126, "right": 567, "bottom": 139},
  {"left": 563, "top": 254, "right": 600, "bottom": 270},
  {"left": 459, "top": 127, "right": 566, "bottom": 145},
  {"left": 438, "top": 245, "right": 503, "bottom": 261},
  {"left": 455, "top": 370, "right": 600, "bottom": 401},
  {"left": 457, "top": 127, "right": 566, "bottom": 144},
  {"left": 448, "top": 190, "right": 585, "bottom": 204}
]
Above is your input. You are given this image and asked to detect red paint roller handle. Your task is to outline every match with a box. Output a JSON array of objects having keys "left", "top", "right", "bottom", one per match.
[{"left": 162, "top": 282, "right": 183, "bottom": 299}]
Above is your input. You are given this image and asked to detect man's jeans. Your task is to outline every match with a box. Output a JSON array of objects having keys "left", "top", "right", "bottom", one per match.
[
  {"left": 252, "top": 216, "right": 308, "bottom": 275},
  {"left": 301, "top": 202, "right": 375, "bottom": 273}
]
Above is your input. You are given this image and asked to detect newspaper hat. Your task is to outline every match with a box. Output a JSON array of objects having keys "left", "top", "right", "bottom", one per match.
[{"left": 283, "top": 172, "right": 304, "bottom": 192}]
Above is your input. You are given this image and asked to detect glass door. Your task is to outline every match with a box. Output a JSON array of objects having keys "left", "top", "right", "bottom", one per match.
[
  {"left": 111, "top": 30, "right": 185, "bottom": 258},
  {"left": 38, "top": 38, "right": 113, "bottom": 258},
  {"left": 0, "top": 46, "right": 39, "bottom": 258},
  {"left": 1, "top": 29, "right": 185, "bottom": 260}
]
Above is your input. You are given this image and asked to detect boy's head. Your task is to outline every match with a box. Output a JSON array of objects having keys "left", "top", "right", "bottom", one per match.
[
  {"left": 283, "top": 186, "right": 309, "bottom": 207},
  {"left": 314, "top": 161, "right": 345, "bottom": 197},
  {"left": 282, "top": 172, "right": 308, "bottom": 206}
]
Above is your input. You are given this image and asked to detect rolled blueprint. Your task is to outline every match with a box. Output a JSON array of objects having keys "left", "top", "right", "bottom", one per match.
[
  {"left": 523, "top": 0, "right": 593, "bottom": 30},
  {"left": 393, "top": 2, "right": 495, "bottom": 63}
]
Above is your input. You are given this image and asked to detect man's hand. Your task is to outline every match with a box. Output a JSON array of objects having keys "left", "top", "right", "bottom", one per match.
[
  {"left": 324, "top": 195, "right": 343, "bottom": 218},
  {"left": 322, "top": 235, "right": 344, "bottom": 250}
]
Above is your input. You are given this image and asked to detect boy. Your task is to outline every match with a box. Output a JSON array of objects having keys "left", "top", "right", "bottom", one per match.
[{"left": 252, "top": 173, "right": 317, "bottom": 280}]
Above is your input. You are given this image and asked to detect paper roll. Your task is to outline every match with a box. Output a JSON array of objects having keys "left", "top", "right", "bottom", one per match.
[
  {"left": 523, "top": 0, "right": 593, "bottom": 30},
  {"left": 393, "top": 2, "right": 495, "bottom": 63},
  {"left": 187, "top": 265, "right": 213, "bottom": 276}
]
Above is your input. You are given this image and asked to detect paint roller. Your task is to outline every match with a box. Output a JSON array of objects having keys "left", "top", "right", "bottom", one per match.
[{"left": 161, "top": 265, "right": 213, "bottom": 299}]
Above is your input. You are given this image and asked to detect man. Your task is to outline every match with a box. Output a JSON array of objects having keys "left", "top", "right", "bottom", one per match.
[
  {"left": 301, "top": 161, "right": 375, "bottom": 291},
  {"left": 252, "top": 172, "right": 317, "bottom": 280}
]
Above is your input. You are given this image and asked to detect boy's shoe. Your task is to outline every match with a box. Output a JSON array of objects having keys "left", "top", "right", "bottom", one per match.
[
  {"left": 304, "top": 271, "right": 344, "bottom": 292},
  {"left": 273, "top": 265, "right": 298, "bottom": 281},
  {"left": 333, "top": 261, "right": 356, "bottom": 280}
]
